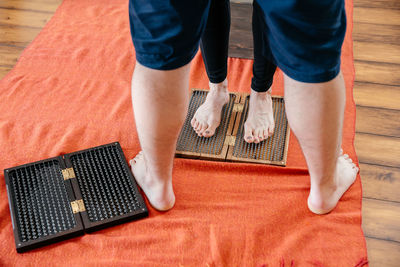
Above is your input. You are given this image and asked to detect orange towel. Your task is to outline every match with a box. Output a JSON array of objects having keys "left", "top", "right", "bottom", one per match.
[{"left": 0, "top": 0, "right": 368, "bottom": 266}]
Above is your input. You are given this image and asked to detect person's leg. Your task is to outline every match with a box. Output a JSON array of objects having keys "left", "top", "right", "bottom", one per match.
[
  {"left": 200, "top": 0, "right": 230, "bottom": 85},
  {"left": 244, "top": 1, "right": 277, "bottom": 144},
  {"left": 284, "top": 72, "right": 359, "bottom": 214},
  {"left": 130, "top": 63, "right": 190, "bottom": 211},
  {"left": 128, "top": 0, "right": 210, "bottom": 210},
  {"left": 191, "top": 0, "right": 230, "bottom": 138},
  {"left": 255, "top": 0, "right": 359, "bottom": 213}
]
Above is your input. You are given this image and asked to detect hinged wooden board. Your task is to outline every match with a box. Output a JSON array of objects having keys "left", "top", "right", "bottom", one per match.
[
  {"left": 62, "top": 167, "right": 76, "bottom": 180},
  {"left": 176, "top": 89, "right": 241, "bottom": 161},
  {"left": 71, "top": 199, "right": 86, "bottom": 213},
  {"left": 176, "top": 89, "right": 290, "bottom": 166},
  {"left": 226, "top": 95, "right": 290, "bottom": 166},
  {"left": 4, "top": 157, "right": 85, "bottom": 253},
  {"left": 4, "top": 142, "right": 148, "bottom": 253}
]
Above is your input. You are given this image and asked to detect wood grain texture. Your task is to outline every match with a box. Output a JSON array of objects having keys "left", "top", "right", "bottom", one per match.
[
  {"left": 362, "top": 198, "right": 400, "bottom": 242},
  {"left": 228, "top": 3, "right": 253, "bottom": 59},
  {"left": 0, "top": 45, "right": 24, "bottom": 67},
  {"left": 356, "top": 106, "right": 400, "bottom": 136},
  {"left": 365, "top": 237, "right": 400, "bottom": 267},
  {"left": 354, "top": 41, "right": 400, "bottom": 64},
  {"left": 360, "top": 163, "right": 400, "bottom": 202},
  {"left": 352, "top": 2, "right": 400, "bottom": 265},
  {"left": 354, "top": 7, "right": 400, "bottom": 26},
  {"left": 0, "top": 0, "right": 60, "bottom": 13},
  {"left": 355, "top": 133, "right": 400, "bottom": 168},
  {"left": 353, "top": 22, "right": 400, "bottom": 46},
  {"left": 229, "top": 29, "right": 253, "bottom": 59},
  {"left": 0, "top": 8, "right": 53, "bottom": 28},
  {"left": 0, "top": 25, "right": 41, "bottom": 47},
  {"left": 0, "top": 65, "right": 12, "bottom": 78},
  {"left": 354, "top": 60, "right": 400, "bottom": 85},
  {"left": 354, "top": 82, "right": 400, "bottom": 110},
  {"left": 354, "top": 0, "right": 400, "bottom": 9}
]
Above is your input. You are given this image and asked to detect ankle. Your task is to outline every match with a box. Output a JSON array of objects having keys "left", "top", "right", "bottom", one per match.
[
  {"left": 144, "top": 163, "right": 171, "bottom": 181},
  {"left": 209, "top": 79, "right": 228, "bottom": 93},
  {"left": 250, "top": 88, "right": 270, "bottom": 100},
  {"left": 311, "top": 176, "right": 337, "bottom": 192}
]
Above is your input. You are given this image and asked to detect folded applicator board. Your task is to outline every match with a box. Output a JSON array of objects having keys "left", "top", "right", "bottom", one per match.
[
  {"left": 176, "top": 89, "right": 290, "bottom": 166},
  {"left": 4, "top": 142, "right": 148, "bottom": 253}
]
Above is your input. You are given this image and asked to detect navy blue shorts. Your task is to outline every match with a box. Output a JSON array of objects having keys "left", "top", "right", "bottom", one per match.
[{"left": 129, "top": 0, "right": 346, "bottom": 83}]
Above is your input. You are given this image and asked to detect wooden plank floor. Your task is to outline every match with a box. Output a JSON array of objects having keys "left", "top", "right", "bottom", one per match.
[{"left": 1, "top": 0, "right": 399, "bottom": 265}]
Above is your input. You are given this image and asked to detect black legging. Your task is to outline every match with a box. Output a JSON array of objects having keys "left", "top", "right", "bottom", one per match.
[
  {"left": 200, "top": 0, "right": 276, "bottom": 92},
  {"left": 200, "top": 0, "right": 230, "bottom": 84},
  {"left": 251, "top": 1, "right": 277, "bottom": 92}
]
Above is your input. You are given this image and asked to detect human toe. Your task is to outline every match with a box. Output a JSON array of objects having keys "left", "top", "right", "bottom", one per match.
[
  {"left": 198, "top": 123, "right": 208, "bottom": 136},
  {"left": 244, "top": 126, "right": 254, "bottom": 143},
  {"left": 191, "top": 117, "right": 197, "bottom": 128},
  {"left": 267, "top": 123, "right": 275, "bottom": 137},
  {"left": 262, "top": 129, "right": 269, "bottom": 140},
  {"left": 203, "top": 125, "right": 217, "bottom": 137},
  {"left": 195, "top": 121, "right": 204, "bottom": 132},
  {"left": 193, "top": 120, "right": 200, "bottom": 131},
  {"left": 255, "top": 129, "right": 263, "bottom": 142},
  {"left": 253, "top": 131, "right": 260, "bottom": 143},
  {"left": 131, "top": 152, "right": 143, "bottom": 165}
]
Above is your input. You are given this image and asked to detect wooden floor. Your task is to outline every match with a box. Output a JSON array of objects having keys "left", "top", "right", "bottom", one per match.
[{"left": 0, "top": 0, "right": 399, "bottom": 265}]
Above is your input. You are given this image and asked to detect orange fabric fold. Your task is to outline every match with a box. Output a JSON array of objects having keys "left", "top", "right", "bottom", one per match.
[{"left": 0, "top": 0, "right": 367, "bottom": 266}]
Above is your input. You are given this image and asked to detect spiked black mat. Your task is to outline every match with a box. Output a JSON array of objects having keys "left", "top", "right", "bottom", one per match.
[
  {"left": 4, "top": 142, "right": 148, "bottom": 253},
  {"left": 176, "top": 89, "right": 290, "bottom": 166},
  {"left": 227, "top": 95, "right": 290, "bottom": 165},
  {"left": 176, "top": 89, "right": 238, "bottom": 160}
]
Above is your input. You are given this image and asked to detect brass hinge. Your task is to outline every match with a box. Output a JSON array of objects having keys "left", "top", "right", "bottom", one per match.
[
  {"left": 224, "top": 135, "right": 236, "bottom": 146},
  {"left": 71, "top": 199, "right": 86, "bottom": 213},
  {"left": 62, "top": 168, "right": 76, "bottom": 180},
  {"left": 232, "top": 103, "right": 244, "bottom": 113}
]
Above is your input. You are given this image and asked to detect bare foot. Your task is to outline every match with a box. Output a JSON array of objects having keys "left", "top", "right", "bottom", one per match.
[
  {"left": 307, "top": 151, "right": 359, "bottom": 215},
  {"left": 129, "top": 151, "right": 175, "bottom": 211},
  {"left": 191, "top": 79, "right": 229, "bottom": 137},
  {"left": 244, "top": 89, "right": 275, "bottom": 143}
]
